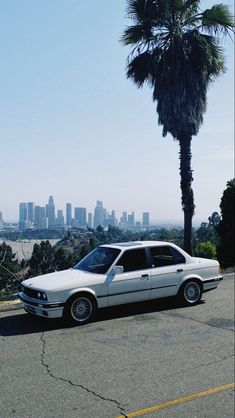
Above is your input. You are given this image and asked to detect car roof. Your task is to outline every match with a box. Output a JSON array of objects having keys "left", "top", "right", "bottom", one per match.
[{"left": 100, "top": 241, "right": 175, "bottom": 250}]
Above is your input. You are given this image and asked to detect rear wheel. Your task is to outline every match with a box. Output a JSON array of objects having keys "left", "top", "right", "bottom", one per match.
[
  {"left": 179, "top": 280, "right": 202, "bottom": 306},
  {"left": 65, "top": 293, "right": 97, "bottom": 325}
]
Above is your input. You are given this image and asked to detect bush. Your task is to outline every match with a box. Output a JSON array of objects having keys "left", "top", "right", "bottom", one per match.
[{"left": 194, "top": 241, "right": 217, "bottom": 259}]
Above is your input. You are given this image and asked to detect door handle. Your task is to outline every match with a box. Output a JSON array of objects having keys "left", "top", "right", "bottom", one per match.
[
  {"left": 177, "top": 269, "right": 183, "bottom": 273},
  {"left": 141, "top": 274, "right": 149, "bottom": 279}
]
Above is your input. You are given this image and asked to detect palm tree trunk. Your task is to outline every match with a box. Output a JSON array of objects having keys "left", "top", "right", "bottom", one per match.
[{"left": 179, "top": 136, "right": 195, "bottom": 255}]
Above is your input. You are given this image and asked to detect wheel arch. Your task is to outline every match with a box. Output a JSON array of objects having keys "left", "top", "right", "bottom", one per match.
[
  {"left": 177, "top": 275, "right": 203, "bottom": 294},
  {"left": 64, "top": 288, "right": 98, "bottom": 307}
]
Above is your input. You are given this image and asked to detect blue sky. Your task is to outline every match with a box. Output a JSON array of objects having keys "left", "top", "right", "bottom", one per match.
[{"left": 0, "top": 0, "right": 234, "bottom": 224}]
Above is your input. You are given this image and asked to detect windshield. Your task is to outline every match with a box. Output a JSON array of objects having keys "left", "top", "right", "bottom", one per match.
[{"left": 74, "top": 246, "right": 121, "bottom": 274}]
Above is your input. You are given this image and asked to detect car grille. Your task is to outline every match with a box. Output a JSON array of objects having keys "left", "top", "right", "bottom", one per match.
[{"left": 22, "top": 286, "right": 39, "bottom": 299}]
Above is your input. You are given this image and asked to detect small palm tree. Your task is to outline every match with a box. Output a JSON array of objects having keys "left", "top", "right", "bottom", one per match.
[{"left": 122, "top": 0, "right": 234, "bottom": 254}]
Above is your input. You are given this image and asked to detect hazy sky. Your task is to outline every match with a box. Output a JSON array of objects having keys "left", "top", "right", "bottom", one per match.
[{"left": 0, "top": 0, "right": 234, "bottom": 224}]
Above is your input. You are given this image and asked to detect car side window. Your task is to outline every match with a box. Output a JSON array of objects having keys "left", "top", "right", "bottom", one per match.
[
  {"left": 170, "top": 247, "right": 186, "bottom": 264},
  {"left": 150, "top": 246, "right": 185, "bottom": 267},
  {"left": 117, "top": 249, "right": 148, "bottom": 272}
]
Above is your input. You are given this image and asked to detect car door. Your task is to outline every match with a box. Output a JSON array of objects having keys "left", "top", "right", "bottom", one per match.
[
  {"left": 149, "top": 245, "right": 186, "bottom": 299},
  {"left": 108, "top": 248, "right": 151, "bottom": 306}
]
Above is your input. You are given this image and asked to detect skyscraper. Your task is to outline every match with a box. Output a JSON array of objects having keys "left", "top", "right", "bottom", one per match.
[
  {"left": 27, "top": 202, "right": 35, "bottom": 223},
  {"left": 35, "top": 206, "right": 46, "bottom": 228},
  {"left": 19, "top": 202, "right": 28, "bottom": 230},
  {"left": 94, "top": 200, "right": 104, "bottom": 228},
  {"left": 142, "top": 212, "right": 150, "bottom": 227},
  {"left": 127, "top": 211, "right": 135, "bottom": 228},
  {"left": 56, "top": 210, "right": 64, "bottom": 227},
  {"left": 120, "top": 212, "right": 128, "bottom": 229},
  {"left": 66, "top": 203, "right": 72, "bottom": 226},
  {"left": 19, "top": 202, "right": 27, "bottom": 223},
  {"left": 46, "top": 196, "right": 55, "bottom": 227},
  {"left": 88, "top": 213, "right": 93, "bottom": 228},
  {"left": 74, "top": 207, "right": 87, "bottom": 228}
]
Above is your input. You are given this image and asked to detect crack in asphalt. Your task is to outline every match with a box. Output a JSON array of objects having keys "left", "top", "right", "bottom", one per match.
[
  {"left": 40, "top": 332, "right": 128, "bottom": 418},
  {"left": 162, "top": 353, "right": 235, "bottom": 382},
  {"left": 161, "top": 311, "right": 235, "bottom": 333}
]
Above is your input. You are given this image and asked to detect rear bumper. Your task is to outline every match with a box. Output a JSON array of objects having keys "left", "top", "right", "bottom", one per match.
[
  {"left": 19, "top": 292, "right": 64, "bottom": 319},
  {"left": 203, "top": 276, "right": 223, "bottom": 292}
]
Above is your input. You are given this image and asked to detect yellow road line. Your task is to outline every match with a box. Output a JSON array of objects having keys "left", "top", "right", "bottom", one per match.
[{"left": 116, "top": 382, "right": 235, "bottom": 418}]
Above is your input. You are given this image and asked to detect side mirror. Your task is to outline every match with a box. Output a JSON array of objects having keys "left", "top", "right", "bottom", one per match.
[{"left": 112, "top": 265, "right": 124, "bottom": 275}]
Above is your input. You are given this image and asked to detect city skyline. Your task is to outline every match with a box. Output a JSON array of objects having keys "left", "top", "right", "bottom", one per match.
[
  {"left": 2, "top": 196, "right": 151, "bottom": 229},
  {"left": 1, "top": 1, "right": 234, "bottom": 225},
  {"left": 0, "top": 187, "right": 227, "bottom": 226}
]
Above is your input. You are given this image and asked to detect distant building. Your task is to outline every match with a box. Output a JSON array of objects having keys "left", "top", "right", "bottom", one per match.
[
  {"left": 120, "top": 212, "right": 128, "bottom": 229},
  {"left": 27, "top": 202, "right": 35, "bottom": 223},
  {"left": 56, "top": 209, "right": 64, "bottom": 227},
  {"left": 35, "top": 206, "right": 46, "bottom": 228},
  {"left": 66, "top": 203, "right": 72, "bottom": 226},
  {"left": 142, "top": 212, "right": 150, "bottom": 227},
  {"left": 24, "top": 220, "right": 34, "bottom": 230},
  {"left": 19, "top": 202, "right": 28, "bottom": 230},
  {"left": 88, "top": 213, "right": 93, "bottom": 228},
  {"left": 46, "top": 196, "right": 55, "bottom": 227},
  {"left": 127, "top": 211, "right": 135, "bottom": 228},
  {"left": 94, "top": 201, "right": 104, "bottom": 228},
  {"left": 19, "top": 202, "right": 27, "bottom": 222},
  {"left": 41, "top": 217, "right": 48, "bottom": 229},
  {"left": 74, "top": 207, "right": 87, "bottom": 228},
  {"left": 104, "top": 210, "right": 117, "bottom": 227}
]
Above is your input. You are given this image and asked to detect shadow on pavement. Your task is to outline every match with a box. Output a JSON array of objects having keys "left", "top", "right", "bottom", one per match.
[{"left": 0, "top": 297, "right": 205, "bottom": 337}]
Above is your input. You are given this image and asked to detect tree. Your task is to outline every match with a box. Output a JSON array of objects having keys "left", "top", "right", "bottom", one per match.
[
  {"left": 196, "top": 211, "right": 220, "bottom": 247},
  {"left": 29, "top": 241, "right": 55, "bottom": 277},
  {"left": 217, "top": 179, "right": 235, "bottom": 267},
  {"left": 0, "top": 242, "right": 20, "bottom": 290},
  {"left": 122, "top": 0, "right": 233, "bottom": 254}
]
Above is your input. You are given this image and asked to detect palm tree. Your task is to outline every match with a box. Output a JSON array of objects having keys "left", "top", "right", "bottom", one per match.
[{"left": 122, "top": 0, "right": 234, "bottom": 254}]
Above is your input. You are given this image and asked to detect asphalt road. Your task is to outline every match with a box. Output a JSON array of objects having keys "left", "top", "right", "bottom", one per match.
[{"left": 0, "top": 274, "right": 234, "bottom": 418}]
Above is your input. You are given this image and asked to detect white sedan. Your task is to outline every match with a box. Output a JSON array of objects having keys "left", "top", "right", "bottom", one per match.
[{"left": 19, "top": 241, "right": 223, "bottom": 325}]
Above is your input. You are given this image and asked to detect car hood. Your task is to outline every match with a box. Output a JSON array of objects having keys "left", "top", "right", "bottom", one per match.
[{"left": 22, "top": 268, "right": 106, "bottom": 292}]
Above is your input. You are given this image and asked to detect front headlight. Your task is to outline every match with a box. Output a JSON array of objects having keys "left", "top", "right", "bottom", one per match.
[{"left": 37, "top": 291, "right": 48, "bottom": 301}]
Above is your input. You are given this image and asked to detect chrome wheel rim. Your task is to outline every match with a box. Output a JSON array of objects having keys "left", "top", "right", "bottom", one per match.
[
  {"left": 71, "top": 297, "right": 92, "bottom": 322},
  {"left": 184, "top": 282, "right": 200, "bottom": 303}
]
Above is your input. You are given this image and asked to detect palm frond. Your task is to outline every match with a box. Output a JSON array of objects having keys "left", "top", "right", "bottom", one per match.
[
  {"left": 126, "top": 0, "right": 171, "bottom": 27},
  {"left": 183, "top": 31, "right": 226, "bottom": 81},
  {"left": 126, "top": 51, "right": 154, "bottom": 87},
  {"left": 182, "top": 0, "right": 200, "bottom": 14},
  {"left": 201, "top": 4, "right": 234, "bottom": 35},
  {"left": 121, "top": 24, "right": 152, "bottom": 46}
]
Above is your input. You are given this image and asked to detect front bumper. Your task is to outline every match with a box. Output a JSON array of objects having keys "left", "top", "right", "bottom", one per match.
[{"left": 19, "top": 292, "right": 64, "bottom": 319}]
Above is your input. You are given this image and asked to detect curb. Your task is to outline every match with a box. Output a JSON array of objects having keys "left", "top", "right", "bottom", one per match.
[{"left": 0, "top": 300, "right": 23, "bottom": 313}]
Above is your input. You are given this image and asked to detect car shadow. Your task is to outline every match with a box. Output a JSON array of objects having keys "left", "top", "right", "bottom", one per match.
[{"left": 0, "top": 297, "right": 205, "bottom": 337}]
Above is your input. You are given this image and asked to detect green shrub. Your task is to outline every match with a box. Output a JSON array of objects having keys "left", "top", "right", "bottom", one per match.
[{"left": 194, "top": 241, "right": 217, "bottom": 259}]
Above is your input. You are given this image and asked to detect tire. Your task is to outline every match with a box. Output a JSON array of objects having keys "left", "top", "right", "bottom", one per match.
[
  {"left": 64, "top": 293, "right": 97, "bottom": 325},
  {"left": 179, "top": 280, "right": 202, "bottom": 306}
]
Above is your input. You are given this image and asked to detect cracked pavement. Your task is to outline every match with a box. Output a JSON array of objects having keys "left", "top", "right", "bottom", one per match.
[
  {"left": 0, "top": 274, "right": 234, "bottom": 417},
  {"left": 40, "top": 332, "right": 128, "bottom": 417}
]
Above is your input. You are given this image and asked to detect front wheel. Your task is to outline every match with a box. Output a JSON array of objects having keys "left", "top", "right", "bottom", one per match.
[
  {"left": 65, "top": 294, "right": 97, "bottom": 325},
  {"left": 179, "top": 280, "right": 202, "bottom": 306}
]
